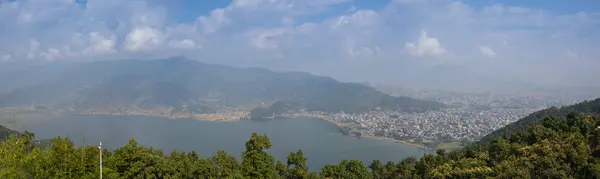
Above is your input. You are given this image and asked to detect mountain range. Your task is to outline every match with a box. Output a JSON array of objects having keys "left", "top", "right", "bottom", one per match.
[{"left": 0, "top": 57, "right": 443, "bottom": 118}]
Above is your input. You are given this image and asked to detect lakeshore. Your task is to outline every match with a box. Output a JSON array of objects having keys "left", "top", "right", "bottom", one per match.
[
  {"left": 1, "top": 107, "right": 430, "bottom": 149},
  {"left": 0, "top": 107, "right": 245, "bottom": 122},
  {"left": 71, "top": 109, "right": 247, "bottom": 122},
  {"left": 361, "top": 135, "right": 428, "bottom": 149},
  {"left": 280, "top": 113, "right": 429, "bottom": 149},
  {"left": 114, "top": 111, "right": 429, "bottom": 149},
  {"left": 21, "top": 115, "right": 427, "bottom": 170}
]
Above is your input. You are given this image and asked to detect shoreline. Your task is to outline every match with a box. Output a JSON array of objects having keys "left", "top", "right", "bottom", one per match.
[
  {"left": 0, "top": 106, "right": 247, "bottom": 122},
  {"left": 281, "top": 114, "right": 429, "bottom": 149},
  {"left": 61, "top": 110, "right": 245, "bottom": 122},
  {"left": 321, "top": 119, "right": 428, "bottom": 149},
  {"left": 3, "top": 108, "right": 430, "bottom": 149},
  {"left": 73, "top": 112, "right": 243, "bottom": 122},
  {"left": 361, "top": 135, "right": 428, "bottom": 149}
]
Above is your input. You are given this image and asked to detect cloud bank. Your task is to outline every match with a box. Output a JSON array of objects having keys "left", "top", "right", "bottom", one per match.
[
  {"left": 479, "top": 46, "right": 496, "bottom": 58},
  {"left": 0, "top": 0, "right": 599, "bottom": 90},
  {"left": 405, "top": 31, "right": 446, "bottom": 57}
]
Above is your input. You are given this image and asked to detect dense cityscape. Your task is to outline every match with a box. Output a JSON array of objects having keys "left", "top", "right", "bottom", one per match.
[{"left": 283, "top": 91, "right": 591, "bottom": 148}]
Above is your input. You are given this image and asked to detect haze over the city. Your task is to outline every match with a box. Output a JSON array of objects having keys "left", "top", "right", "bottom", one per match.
[{"left": 1, "top": 0, "right": 599, "bottom": 92}]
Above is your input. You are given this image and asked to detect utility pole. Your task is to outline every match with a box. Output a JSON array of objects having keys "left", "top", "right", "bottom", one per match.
[{"left": 99, "top": 142, "right": 102, "bottom": 179}]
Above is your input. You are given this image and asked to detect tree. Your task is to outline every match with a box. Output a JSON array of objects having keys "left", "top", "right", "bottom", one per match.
[
  {"left": 430, "top": 158, "right": 493, "bottom": 178},
  {"left": 211, "top": 150, "right": 239, "bottom": 178},
  {"left": 107, "top": 138, "right": 163, "bottom": 178},
  {"left": 393, "top": 157, "right": 418, "bottom": 178},
  {"left": 321, "top": 160, "right": 371, "bottom": 179},
  {"left": 0, "top": 134, "right": 37, "bottom": 178},
  {"left": 43, "top": 137, "right": 83, "bottom": 178},
  {"left": 415, "top": 154, "right": 437, "bottom": 178},
  {"left": 77, "top": 146, "right": 103, "bottom": 179},
  {"left": 276, "top": 160, "right": 289, "bottom": 178},
  {"left": 286, "top": 150, "right": 309, "bottom": 179},
  {"left": 241, "top": 132, "right": 277, "bottom": 178},
  {"left": 369, "top": 160, "right": 384, "bottom": 179}
]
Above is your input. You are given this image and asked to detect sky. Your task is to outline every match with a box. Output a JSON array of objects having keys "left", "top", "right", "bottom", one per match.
[{"left": 0, "top": 0, "right": 599, "bottom": 92}]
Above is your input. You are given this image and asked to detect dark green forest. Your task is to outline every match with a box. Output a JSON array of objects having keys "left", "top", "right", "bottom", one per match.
[
  {"left": 3, "top": 112, "right": 600, "bottom": 178},
  {"left": 478, "top": 98, "right": 600, "bottom": 145},
  {"left": 0, "top": 124, "right": 16, "bottom": 141}
]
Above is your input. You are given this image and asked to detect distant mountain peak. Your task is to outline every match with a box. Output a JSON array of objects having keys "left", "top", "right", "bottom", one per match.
[{"left": 0, "top": 57, "right": 444, "bottom": 118}]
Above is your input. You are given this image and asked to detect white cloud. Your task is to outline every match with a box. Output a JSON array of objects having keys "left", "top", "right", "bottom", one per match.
[
  {"left": 232, "top": 0, "right": 291, "bottom": 10},
  {"left": 405, "top": 31, "right": 447, "bottom": 57},
  {"left": 86, "top": 32, "right": 117, "bottom": 54},
  {"left": 296, "top": 23, "right": 318, "bottom": 33},
  {"left": 18, "top": 12, "right": 33, "bottom": 23},
  {"left": 345, "top": 39, "right": 378, "bottom": 58},
  {"left": 482, "top": 4, "right": 530, "bottom": 14},
  {"left": 479, "top": 46, "right": 496, "bottom": 57},
  {"left": 250, "top": 28, "right": 292, "bottom": 49},
  {"left": 125, "top": 27, "right": 163, "bottom": 52},
  {"left": 26, "top": 40, "right": 40, "bottom": 59},
  {"left": 482, "top": 4, "right": 504, "bottom": 14},
  {"left": 29, "top": 40, "right": 40, "bottom": 52},
  {"left": 197, "top": 8, "right": 230, "bottom": 34},
  {"left": 40, "top": 48, "right": 61, "bottom": 61},
  {"left": 230, "top": 0, "right": 350, "bottom": 15},
  {"left": 349, "top": 46, "right": 378, "bottom": 58},
  {"left": 281, "top": 16, "right": 294, "bottom": 26},
  {"left": 332, "top": 10, "right": 381, "bottom": 28},
  {"left": 393, "top": 0, "right": 423, "bottom": 4},
  {"left": 168, "top": 39, "right": 197, "bottom": 49}
]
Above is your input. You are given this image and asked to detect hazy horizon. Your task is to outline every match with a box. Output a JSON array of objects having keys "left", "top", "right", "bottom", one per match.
[
  {"left": 1, "top": 0, "right": 599, "bottom": 93},
  {"left": 2, "top": 57, "right": 599, "bottom": 95}
]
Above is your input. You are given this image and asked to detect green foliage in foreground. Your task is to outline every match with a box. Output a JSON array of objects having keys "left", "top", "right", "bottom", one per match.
[{"left": 3, "top": 113, "right": 600, "bottom": 178}]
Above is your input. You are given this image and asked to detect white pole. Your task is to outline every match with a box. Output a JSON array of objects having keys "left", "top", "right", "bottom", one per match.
[{"left": 99, "top": 142, "right": 102, "bottom": 179}]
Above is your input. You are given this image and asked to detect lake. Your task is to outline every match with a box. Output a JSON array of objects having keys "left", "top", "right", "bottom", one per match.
[{"left": 22, "top": 114, "right": 426, "bottom": 170}]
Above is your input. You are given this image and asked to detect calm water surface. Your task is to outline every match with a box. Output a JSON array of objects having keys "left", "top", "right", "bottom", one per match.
[{"left": 23, "top": 115, "right": 426, "bottom": 170}]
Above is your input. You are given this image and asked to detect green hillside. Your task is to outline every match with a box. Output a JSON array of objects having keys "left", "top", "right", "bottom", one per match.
[
  {"left": 478, "top": 98, "right": 600, "bottom": 145},
  {"left": 249, "top": 78, "right": 440, "bottom": 119},
  {"left": 0, "top": 57, "right": 443, "bottom": 116},
  {"left": 0, "top": 124, "right": 17, "bottom": 141}
]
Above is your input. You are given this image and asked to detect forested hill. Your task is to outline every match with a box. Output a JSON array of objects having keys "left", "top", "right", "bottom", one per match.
[
  {"left": 0, "top": 57, "right": 443, "bottom": 116},
  {"left": 478, "top": 98, "right": 600, "bottom": 145},
  {"left": 0, "top": 124, "right": 16, "bottom": 141},
  {"left": 248, "top": 79, "right": 441, "bottom": 119}
]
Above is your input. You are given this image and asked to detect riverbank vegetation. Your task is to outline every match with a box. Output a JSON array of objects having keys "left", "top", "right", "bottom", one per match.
[{"left": 2, "top": 112, "right": 600, "bottom": 178}]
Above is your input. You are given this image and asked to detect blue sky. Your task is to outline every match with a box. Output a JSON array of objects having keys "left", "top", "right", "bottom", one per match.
[
  {"left": 157, "top": 0, "right": 600, "bottom": 22},
  {"left": 0, "top": 0, "right": 599, "bottom": 91}
]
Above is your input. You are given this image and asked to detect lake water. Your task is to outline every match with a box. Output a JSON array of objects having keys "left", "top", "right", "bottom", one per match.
[{"left": 22, "top": 115, "right": 426, "bottom": 170}]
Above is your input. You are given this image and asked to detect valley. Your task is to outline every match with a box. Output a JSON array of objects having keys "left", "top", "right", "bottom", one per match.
[
  {"left": 0, "top": 58, "right": 598, "bottom": 178},
  {"left": 2, "top": 58, "right": 596, "bottom": 150},
  {"left": 1, "top": 0, "right": 599, "bottom": 177}
]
